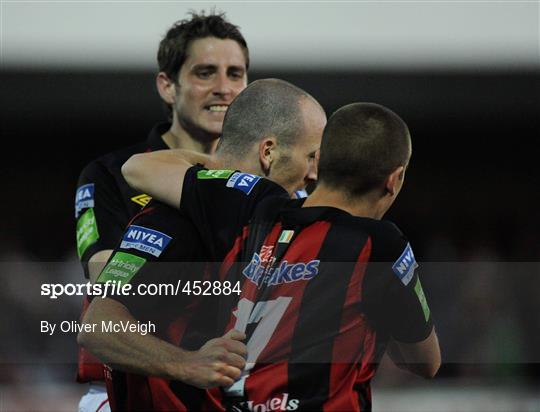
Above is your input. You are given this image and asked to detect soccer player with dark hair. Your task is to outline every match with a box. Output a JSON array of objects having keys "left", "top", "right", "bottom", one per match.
[
  {"left": 79, "top": 79, "right": 326, "bottom": 410},
  {"left": 74, "top": 11, "right": 249, "bottom": 411},
  {"left": 121, "top": 102, "right": 441, "bottom": 411}
]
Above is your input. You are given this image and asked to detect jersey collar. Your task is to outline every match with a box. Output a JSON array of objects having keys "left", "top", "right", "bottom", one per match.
[{"left": 146, "top": 122, "right": 171, "bottom": 151}]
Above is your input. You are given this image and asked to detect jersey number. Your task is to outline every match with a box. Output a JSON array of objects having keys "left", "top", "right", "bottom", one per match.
[{"left": 224, "top": 296, "right": 292, "bottom": 397}]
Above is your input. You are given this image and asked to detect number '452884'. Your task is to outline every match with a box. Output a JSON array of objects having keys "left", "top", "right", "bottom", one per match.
[{"left": 181, "top": 280, "right": 241, "bottom": 296}]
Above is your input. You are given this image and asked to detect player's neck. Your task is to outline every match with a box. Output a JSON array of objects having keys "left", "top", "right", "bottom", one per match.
[
  {"left": 303, "top": 185, "right": 383, "bottom": 220},
  {"left": 163, "top": 123, "right": 219, "bottom": 155},
  {"left": 215, "top": 153, "right": 258, "bottom": 175}
]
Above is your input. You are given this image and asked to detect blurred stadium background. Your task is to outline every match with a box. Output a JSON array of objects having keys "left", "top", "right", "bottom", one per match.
[{"left": 1, "top": 2, "right": 539, "bottom": 411}]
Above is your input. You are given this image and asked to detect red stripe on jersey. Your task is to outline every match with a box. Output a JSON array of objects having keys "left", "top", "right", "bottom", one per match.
[
  {"left": 204, "top": 388, "right": 226, "bottom": 411},
  {"left": 357, "top": 246, "right": 377, "bottom": 381},
  {"left": 244, "top": 362, "right": 289, "bottom": 409},
  {"left": 357, "top": 327, "right": 377, "bottom": 382},
  {"left": 241, "top": 222, "right": 332, "bottom": 406},
  {"left": 219, "top": 225, "right": 249, "bottom": 281},
  {"left": 147, "top": 377, "right": 189, "bottom": 411},
  {"left": 257, "top": 222, "right": 331, "bottom": 363},
  {"left": 325, "top": 237, "right": 372, "bottom": 412},
  {"left": 166, "top": 305, "right": 191, "bottom": 346},
  {"left": 166, "top": 265, "right": 209, "bottom": 345},
  {"left": 223, "top": 223, "right": 283, "bottom": 332}
]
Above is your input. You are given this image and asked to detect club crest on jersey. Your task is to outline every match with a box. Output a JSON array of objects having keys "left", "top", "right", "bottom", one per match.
[
  {"left": 392, "top": 242, "right": 418, "bottom": 285},
  {"left": 120, "top": 225, "right": 172, "bottom": 257},
  {"left": 242, "top": 252, "right": 320, "bottom": 286},
  {"left": 75, "top": 183, "right": 95, "bottom": 218},
  {"left": 226, "top": 172, "right": 261, "bottom": 195}
]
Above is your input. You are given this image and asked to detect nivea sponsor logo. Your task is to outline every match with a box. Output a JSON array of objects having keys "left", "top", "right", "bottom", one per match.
[
  {"left": 120, "top": 225, "right": 172, "bottom": 257},
  {"left": 242, "top": 252, "right": 319, "bottom": 286},
  {"left": 75, "top": 183, "right": 95, "bottom": 218},
  {"left": 226, "top": 172, "right": 261, "bottom": 195},
  {"left": 392, "top": 242, "right": 418, "bottom": 286}
]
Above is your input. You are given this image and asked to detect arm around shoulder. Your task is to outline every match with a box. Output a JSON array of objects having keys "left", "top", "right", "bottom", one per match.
[{"left": 121, "top": 149, "right": 214, "bottom": 208}]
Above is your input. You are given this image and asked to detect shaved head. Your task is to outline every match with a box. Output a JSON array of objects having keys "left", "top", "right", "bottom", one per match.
[
  {"left": 217, "top": 78, "right": 324, "bottom": 158},
  {"left": 318, "top": 102, "right": 411, "bottom": 196}
]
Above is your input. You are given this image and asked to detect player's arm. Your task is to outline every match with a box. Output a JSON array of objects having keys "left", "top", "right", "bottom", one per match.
[
  {"left": 87, "top": 250, "right": 113, "bottom": 284},
  {"left": 78, "top": 201, "right": 248, "bottom": 387},
  {"left": 76, "top": 161, "right": 130, "bottom": 280},
  {"left": 369, "top": 227, "right": 441, "bottom": 379},
  {"left": 121, "top": 149, "right": 219, "bottom": 207},
  {"left": 78, "top": 297, "right": 246, "bottom": 388},
  {"left": 387, "top": 329, "right": 440, "bottom": 378},
  {"left": 384, "top": 250, "right": 440, "bottom": 378}
]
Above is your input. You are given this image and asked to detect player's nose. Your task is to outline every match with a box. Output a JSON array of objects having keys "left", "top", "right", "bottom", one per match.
[
  {"left": 306, "top": 160, "right": 318, "bottom": 183},
  {"left": 212, "top": 72, "right": 234, "bottom": 97}
]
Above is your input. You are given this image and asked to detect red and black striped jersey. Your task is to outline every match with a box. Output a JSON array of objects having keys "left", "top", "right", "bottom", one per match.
[{"left": 180, "top": 172, "right": 433, "bottom": 412}]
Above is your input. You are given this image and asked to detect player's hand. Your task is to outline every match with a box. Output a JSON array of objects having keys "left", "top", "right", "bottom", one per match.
[{"left": 180, "top": 329, "right": 247, "bottom": 389}]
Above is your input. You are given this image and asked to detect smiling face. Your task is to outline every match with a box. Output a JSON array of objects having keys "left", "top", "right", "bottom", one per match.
[{"left": 172, "top": 37, "right": 248, "bottom": 139}]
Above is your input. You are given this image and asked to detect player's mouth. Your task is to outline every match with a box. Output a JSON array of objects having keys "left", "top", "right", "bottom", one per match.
[{"left": 205, "top": 104, "right": 229, "bottom": 113}]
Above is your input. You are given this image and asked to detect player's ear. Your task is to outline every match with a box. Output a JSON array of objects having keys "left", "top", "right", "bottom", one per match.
[
  {"left": 385, "top": 166, "right": 405, "bottom": 196},
  {"left": 156, "top": 72, "right": 176, "bottom": 105},
  {"left": 259, "top": 137, "right": 277, "bottom": 176}
]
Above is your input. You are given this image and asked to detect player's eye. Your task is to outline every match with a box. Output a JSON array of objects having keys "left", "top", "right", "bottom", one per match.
[
  {"left": 197, "top": 71, "right": 212, "bottom": 79},
  {"left": 228, "top": 69, "right": 245, "bottom": 79}
]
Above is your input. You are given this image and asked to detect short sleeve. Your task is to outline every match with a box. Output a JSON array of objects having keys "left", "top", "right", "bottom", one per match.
[
  {"left": 363, "top": 223, "right": 433, "bottom": 343},
  {"left": 75, "top": 161, "right": 129, "bottom": 275},
  {"left": 179, "top": 166, "right": 288, "bottom": 260}
]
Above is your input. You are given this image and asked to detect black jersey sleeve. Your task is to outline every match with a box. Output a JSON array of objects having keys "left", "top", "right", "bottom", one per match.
[
  {"left": 179, "top": 166, "right": 288, "bottom": 260},
  {"left": 364, "top": 222, "right": 433, "bottom": 343},
  {"left": 94, "top": 200, "right": 206, "bottom": 329},
  {"left": 75, "top": 161, "right": 129, "bottom": 275}
]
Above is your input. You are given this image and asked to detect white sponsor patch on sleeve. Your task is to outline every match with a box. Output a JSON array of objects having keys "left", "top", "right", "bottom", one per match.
[
  {"left": 226, "top": 172, "right": 261, "bottom": 195},
  {"left": 391, "top": 242, "right": 418, "bottom": 286},
  {"left": 75, "top": 183, "right": 95, "bottom": 218},
  {"left": 120, "top": 225, "right": 172, "bottom": 257}
]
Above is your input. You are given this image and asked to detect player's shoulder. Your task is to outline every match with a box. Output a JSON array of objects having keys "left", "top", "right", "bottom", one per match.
[
  {"left": 190, "top": 167, "right": 288, "bottom": 197},
  {"left": 349, "top": 218, "right": 419, "bottom": 287},
  {"left": 78, "top": 141, "right": 150, "bottom": 187},
  {"left": 367, "top": 219, "right": 405, "bottom": 241},
  {"left": 334, "top": 213, "right": 402, "bottom": 237},
  {"left": 344, "top": 217, "right": 408, "bottom": 259},
  {"left": 85, "top": 141, "right": 148, "bottom": 171}
]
